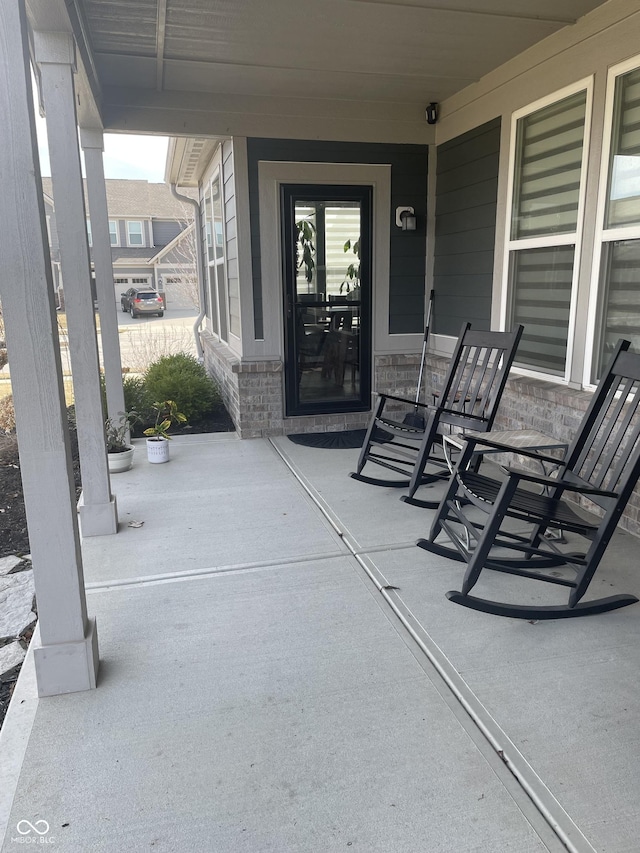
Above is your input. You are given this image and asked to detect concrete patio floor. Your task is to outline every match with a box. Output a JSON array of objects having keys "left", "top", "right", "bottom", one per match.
[{"left": 1, "top": 432, "right": 639, "bottom": 852}]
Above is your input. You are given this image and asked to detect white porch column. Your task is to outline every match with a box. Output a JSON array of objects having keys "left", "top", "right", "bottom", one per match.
[
  {"left": 0, "top": 0, "right": 98, "bottom": 696},
  {"left": 80, "top": 127, "right": 127, "bottom": 428},
  {"left": 34, "top": 30, "right": 118, "bottom": 537}
]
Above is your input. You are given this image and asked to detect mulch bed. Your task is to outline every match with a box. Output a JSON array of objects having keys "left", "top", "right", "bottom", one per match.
[
  {"left": 132, "top": 406, "right": 235, "bottom": 438},
  {"left": 0, "top": 424, "right": 82, "bottom": 560}
]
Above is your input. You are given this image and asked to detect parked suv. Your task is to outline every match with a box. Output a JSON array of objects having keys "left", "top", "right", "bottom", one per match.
[{"left": 120, "top": 288, "right": 164, "bottom": 318}]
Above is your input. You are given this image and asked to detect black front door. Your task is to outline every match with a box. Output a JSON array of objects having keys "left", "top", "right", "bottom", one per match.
[{"left": 282, "top": 184, "right": 372, "bottom": 417}]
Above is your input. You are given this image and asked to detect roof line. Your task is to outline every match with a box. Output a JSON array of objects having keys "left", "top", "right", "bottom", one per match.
[{"left": 147, "top": 221, "right": 195, "bottom": 264}]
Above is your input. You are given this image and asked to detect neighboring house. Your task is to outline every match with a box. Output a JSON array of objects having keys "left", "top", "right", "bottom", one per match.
[{"left": 41, "top": 178, "right": 197, "bottom": 310}]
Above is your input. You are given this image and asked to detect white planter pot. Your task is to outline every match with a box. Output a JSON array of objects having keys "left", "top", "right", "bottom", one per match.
[
  {"left": 146, "top": 437, "right": 170, "bottom": 463},
  {"left": 107, "top": 446, "right": 134, "bottom": 473}
]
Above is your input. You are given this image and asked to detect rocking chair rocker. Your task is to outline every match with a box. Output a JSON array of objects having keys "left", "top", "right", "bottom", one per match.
[
  {"left": 351, "top": 323, "right": 523, "bottom": 508},
  {"left": 418, "top": 339, "right": 640, "bottom": 619}
]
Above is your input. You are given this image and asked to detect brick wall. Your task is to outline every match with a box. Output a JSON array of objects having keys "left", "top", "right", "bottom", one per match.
[
  {"left": 202, "top": 334, "right": 420, "bottom": 438},
  {"left": 203, "top": 336, "right": 640, "bottom": 540}
]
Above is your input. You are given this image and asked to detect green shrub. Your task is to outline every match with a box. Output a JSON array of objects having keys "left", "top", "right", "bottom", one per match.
[
  {"left": 143, "top": 353, "right": 220, "bottom": 421},
  {"left": 122, "top": 374, "right": 153, "bottom": 424}
]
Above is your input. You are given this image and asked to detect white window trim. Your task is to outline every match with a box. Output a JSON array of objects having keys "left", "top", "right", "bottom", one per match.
[
  {"left": 204, "top": 164, "right": 230, "bottom": 344},
  {"left": 500, "top": 76, "right": 594, "bottom": 384},
  {"left": 584, "top": 53, "right": 640, "bottom": 388},
  {"left": 108, "top": 220, "right": 119, "bottom": 247},
  {"left": 126, "top": 220, "right": 145, "bottom": 248}
]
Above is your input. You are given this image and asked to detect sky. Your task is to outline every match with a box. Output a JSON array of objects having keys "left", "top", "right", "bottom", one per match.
[{"left": 34, "top": 97, "right": 169, "bottom": 183}]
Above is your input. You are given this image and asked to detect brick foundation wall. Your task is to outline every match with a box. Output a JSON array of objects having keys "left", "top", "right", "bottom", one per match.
[
  {"left": 202, "top": 336, "right": 424, "bottom": 438},
  {"left": 202, "top": 338, "right": 640, "bottom": 537}
]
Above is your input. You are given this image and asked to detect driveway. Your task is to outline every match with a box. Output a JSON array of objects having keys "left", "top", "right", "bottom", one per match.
[{"left": 113, "top": 304, "right": 200, "bottom": 372}]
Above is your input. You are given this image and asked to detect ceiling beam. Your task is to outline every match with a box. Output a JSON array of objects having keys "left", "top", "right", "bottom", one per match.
[
  {"left": 345, "top": 0, "right": 579, "bottom": 25},
  {"left": 156, "top": 0, "right": 167, "bottom": 91}
]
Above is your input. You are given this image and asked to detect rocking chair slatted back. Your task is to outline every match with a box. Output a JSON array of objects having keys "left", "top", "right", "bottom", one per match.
[
  {"left": 446, "top": 346, "right": 487, "bottom": 417},
  {"left": 351, "top": 322, "right": 523, "bottom": 509},
  {"left": 441, "top": 327, "right": 522, "bottom": 432},
  {"left": 564, "top": 343, "right": 640, "bottom": 505}
]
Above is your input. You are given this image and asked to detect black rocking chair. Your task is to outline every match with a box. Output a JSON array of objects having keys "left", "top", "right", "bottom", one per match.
[
  {"left": 351, "top": 323, "right": 524, "bottom": 508},
  {"left": 418, "top": 339, "right": 640, "bottom": 619}
]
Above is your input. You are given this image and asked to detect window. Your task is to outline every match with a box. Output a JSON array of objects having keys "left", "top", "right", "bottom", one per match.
[
  {"left": 203, "top": 188, "right": 216, "bottom": 330},
  {"left": 127, "top": 221, "right": 144, "bottom": 247},
  {"left": 109, "top": 220, "right": 119, "bottom": 246},
  {"left": 504, "top": 83, "right": 591, "bottom": 378},
  {"left": 592, "top": 61, "right": 640, "bottom": 380},
  {"left": 204, "top": 172, "right": 231, "bottom": 340},
  {"left": 86, "top": 219, "right": 92, "bottom": 247}
]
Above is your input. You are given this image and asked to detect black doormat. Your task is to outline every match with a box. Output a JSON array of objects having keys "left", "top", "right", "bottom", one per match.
[{"left": 287, "top": 427, "right": 391, "bottom": 449}]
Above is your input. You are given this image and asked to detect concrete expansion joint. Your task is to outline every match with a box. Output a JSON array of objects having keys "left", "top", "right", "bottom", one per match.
[
  {"left": 85, "top": 549, "right": 351, "bottom": 593},
  {"left": 267, "top": 437, "right": 597, "bottom": 853}
]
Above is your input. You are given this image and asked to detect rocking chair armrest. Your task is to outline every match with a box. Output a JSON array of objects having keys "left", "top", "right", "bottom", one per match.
[
  {"left": 503, "top": 466, "right": 618, "bottom": 498},
  {"left": 466, "top": 436, "right": 566, "bottom": 466},
  {"left": 437, "top": 408, "right": 486, "bottom": 422},
  {"left": 378, "top": 393, "right": 435, "bottom": 411}
]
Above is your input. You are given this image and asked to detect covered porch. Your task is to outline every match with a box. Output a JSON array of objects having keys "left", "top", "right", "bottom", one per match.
[
  {"left": 1, "top": 433, "right": 639, "bottom": 851},
  {"left": 2, "top": 0, "right": 640, "bottom": 807}
]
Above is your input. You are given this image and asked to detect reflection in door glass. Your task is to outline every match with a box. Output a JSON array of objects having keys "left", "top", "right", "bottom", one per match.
[{"left": 294, "top": 201, "right": 362, "bottom": 406}]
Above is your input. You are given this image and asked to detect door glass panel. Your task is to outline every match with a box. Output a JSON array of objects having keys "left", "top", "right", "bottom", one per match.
[
  {"left": 295, "top": 201, "right": 361, "bottom": 407},
  {"left": 283, "top": 187, "right": 371, "bottom": 417}
]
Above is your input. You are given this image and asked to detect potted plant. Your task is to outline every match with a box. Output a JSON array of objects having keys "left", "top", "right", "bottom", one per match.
[
  {"left": 105, "top": 411, "right": 138, "bottom": 473},
  {"left": 295, "top": 217, "right": 316, "bottom": 285},
  {"left": 339, "top": 237, "right": 361, "bottom": 300},
  {"left": 143, "top": 400, "right": 187, "bottom": 463}
]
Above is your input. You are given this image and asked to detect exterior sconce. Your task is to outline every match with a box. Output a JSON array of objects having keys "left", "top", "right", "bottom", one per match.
[
  {"left": 426, "top": 102, "right": 439, "bottom": 125},
  {"left": 396, "top": 206, "right": 417, "bottom": 231}
]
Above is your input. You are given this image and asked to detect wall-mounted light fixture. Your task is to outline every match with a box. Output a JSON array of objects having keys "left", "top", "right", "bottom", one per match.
[
  {"left": 426, "top": 102, "right": 439, "bottom": 125},
  {"left": 396, "top": 206, "right": 417, "bottom": 231}
]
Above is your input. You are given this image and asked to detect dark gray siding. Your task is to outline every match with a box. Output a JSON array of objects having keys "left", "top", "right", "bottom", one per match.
[
  {"left": 433, "top": 118, "right": 501, "bottom": 336},
  {"left": 153, "top": 219, "right": 183, "bottom": 247},
  {"left": 247, "top": 139, "right": 428, "bottom": 339}
]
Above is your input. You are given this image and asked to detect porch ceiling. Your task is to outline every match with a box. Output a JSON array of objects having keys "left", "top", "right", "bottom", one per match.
[{"left": 60, "top": 0, "right": 608, "bottom": 137}]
